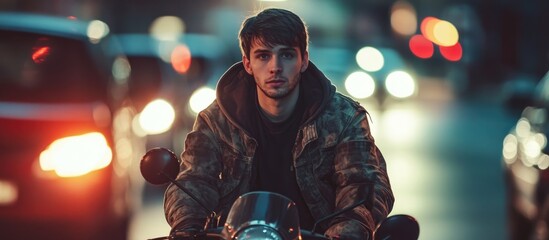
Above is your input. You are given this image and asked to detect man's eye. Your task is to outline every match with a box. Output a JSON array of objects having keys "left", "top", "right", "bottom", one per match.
[
  {"left": 257, "top": 54, "right": 269, "bottom": 60},
  {"left": 281, "top": 52, "right": 295, "bottom": 59}
]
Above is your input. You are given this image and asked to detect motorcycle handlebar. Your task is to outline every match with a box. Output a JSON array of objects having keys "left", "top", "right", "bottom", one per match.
[
  {"left": 150, "top": 228, "right": 331, "bottom": 240},
  {"left": 141, "top": 148, "right": 419, "bottom": 240}
]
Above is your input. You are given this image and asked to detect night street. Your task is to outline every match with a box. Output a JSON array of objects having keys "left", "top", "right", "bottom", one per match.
[
  {"left": 1, "top": 1, "right": 547, "bottom": 239},
  {"left": 130, "top": 82, "right": 518, "bottom": 240}
]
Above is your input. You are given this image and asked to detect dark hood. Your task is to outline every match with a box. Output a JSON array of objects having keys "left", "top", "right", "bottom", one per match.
[{"left": 215, "top": 61, "right": 335, "bottom": 135}]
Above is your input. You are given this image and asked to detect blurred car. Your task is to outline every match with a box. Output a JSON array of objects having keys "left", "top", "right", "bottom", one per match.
[
  {"left": 309, "top": 44, "right": 418, "bottom": 108},
  {"left": 115, "top": 32, "right": 229, "bottom": 155},
  {"left": 502, "top": 70, "right": 549, "bottom": 240},
  {"left": 0, "top": 12, "right": 146, "bottom": 240}
]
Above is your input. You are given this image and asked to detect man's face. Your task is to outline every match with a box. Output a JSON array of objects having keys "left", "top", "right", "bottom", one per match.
[{"left": 243, "top": 40, "right": 308, "bottom": 100}]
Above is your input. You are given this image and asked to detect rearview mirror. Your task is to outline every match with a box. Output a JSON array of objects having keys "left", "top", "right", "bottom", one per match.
[{"left": 140, "top": 147, "right": 180, "bottom": 185}]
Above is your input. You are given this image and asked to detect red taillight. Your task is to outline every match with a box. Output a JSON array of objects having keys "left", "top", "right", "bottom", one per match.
[{"left": 39, "top": 132, "right": 112, "bottom": 177}]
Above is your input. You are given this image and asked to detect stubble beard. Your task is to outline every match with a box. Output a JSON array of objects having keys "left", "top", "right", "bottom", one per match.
[{"left": 257, "top": 79, "right": 298, "bottom": 100}]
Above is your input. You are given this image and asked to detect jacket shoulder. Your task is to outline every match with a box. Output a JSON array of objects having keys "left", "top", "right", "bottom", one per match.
[
  {"left": 196, "top": 100, "right": 231, "bottom": 133},
  {"left": 325, "top": 92, "right": 367, "bottom": 117},
  {"left": 314, "top": 93, "right": 369, "bottom": 137}
]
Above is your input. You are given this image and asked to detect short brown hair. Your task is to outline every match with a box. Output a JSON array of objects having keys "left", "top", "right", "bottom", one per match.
[{"left": 238, "top": 8, "right": 309, "bottom": 59}]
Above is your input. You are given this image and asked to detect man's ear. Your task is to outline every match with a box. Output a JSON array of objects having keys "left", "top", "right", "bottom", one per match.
[
  {"left": 243, "top": 55, "right": 253, "bottom": 75},
  {"left": 300, "top": 51, "right": 309, "bottom": 73}
]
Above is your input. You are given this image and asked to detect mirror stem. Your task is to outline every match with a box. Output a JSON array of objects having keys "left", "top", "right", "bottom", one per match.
[{"left": 161, "top": 172, "right": 217, "bottom": 227}]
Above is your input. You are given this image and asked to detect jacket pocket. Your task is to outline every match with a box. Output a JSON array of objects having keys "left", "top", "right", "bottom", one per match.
[
  {"left": 216, "top": 144, "right": 250, "bottom": 224},
  {"left": 313, "top": 145, "right": 336, "bottom": 185},
  {"left": 217, "top": 143, "right": 248, "bottom": 197},
  {"left": 306, "top": 144, "right": 336, "bottom": 207}
]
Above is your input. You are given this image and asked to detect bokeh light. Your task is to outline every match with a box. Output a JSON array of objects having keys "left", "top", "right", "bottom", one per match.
[
  {"left": 0, "top": 180, "right": 17, "bottom": 205},
  {"left": 149, "top": 16, "right": 185, "bottom": 41},
  {"left": 138, "top": 99, "right": 175, "bottom": 135},
  {"left": 502, "top": 134, "right": 518, "bottom": 163},
  {"left": 418, "top": 16, "right": 461, "bottom": 61},
  {"left": 356, "top": 46, "right": 384, "bottom": 72},
  {"left": 87, "top": 20, "right": 109, "bottom": 44},
  {"left": 409, "top": 34, "right": 434, "bottom": 59},
  {"left": 420, "top": 16, "right": 439, "bottom": 44},
  {"left": 344, "top": 71, "right": 376, "bottom": 99},
  {"left": 171, "top": 44, "right": 192, "bottom": 74},
  {"left": 433, "top": 20, "right": 459, "bottom": 47},
  {"left": 189, "top": 87, "right": 216, "bottom": 115},
  {"left": 112, "top": 56, "right": 131, "bottom": 84},
  {"left": 439, "top": 42, "right": 463, "bottom": 62},
  {"left": 385, "top": 70, "right": 416, "bottom": 98},
  {"left": 39, "top": 132, "right": 112, "bottom": 177},
  {"left": 390, "top": 0, "right": 417, "bottom": 36},
  {"left": 32, "top": 46, "right": 51, "bottom": 63}
]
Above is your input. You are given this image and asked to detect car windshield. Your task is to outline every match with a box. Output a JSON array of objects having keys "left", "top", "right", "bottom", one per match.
[{"left": 0, "top": 30, "right": 109, "bottom": 103}]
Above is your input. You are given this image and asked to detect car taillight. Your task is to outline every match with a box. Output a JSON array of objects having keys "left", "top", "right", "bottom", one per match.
[{"left": 39, "top": 132, "right": 112, "bottom": 177}]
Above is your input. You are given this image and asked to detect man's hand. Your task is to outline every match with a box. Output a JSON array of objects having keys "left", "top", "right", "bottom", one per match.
[
  {"left": 169, "top": 228, "right": 205, "bottom": 240},
  {"left": 325, "top": 219, "right": 372, "bottom": 240}
]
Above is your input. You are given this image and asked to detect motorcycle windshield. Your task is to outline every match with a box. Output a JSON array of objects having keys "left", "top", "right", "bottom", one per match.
[{"left": 222, "top": 191, "right": 300, "bottom": 240}]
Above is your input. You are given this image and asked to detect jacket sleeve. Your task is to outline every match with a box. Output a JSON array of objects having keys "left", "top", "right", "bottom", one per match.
[
  {"left": 163, "top": 114, "right": 222, "bottom": 231},
  {"left": 324, "top": 108, "right": 394, "bottom": 239}
]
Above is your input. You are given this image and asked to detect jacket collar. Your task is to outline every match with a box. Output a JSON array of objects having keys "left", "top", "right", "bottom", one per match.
[{"left": 215, "top": 61, "right": 335, "bottom": 134}]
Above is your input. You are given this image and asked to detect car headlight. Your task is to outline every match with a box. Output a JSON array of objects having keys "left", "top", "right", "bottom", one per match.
[
  {"left": 385, "top": 70, "right": 416, "bottom": 98},
  {"left": 138, "top": 98, "right": 175, "bottom": 135},
  {"left": 344, "top": 71, "right": 376, "bottom": 99},
  {"left": 39, "top": 132, "right": 112, "bottom": 177},
  {"left": 189, "top": 87, "right": 216, "bottom": 115}
]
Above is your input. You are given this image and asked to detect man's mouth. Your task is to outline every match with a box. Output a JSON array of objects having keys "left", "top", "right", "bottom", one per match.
[{"left": 266, "top": 79, "right": 285, "bottom": 87}]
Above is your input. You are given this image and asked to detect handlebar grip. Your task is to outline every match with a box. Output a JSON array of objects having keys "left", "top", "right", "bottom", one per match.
[
  {"left": 301, "top": 230, "right": 331, "bottom": 240},
  {"left": 169, "top": 228, "right": 223, "bottom": 240},
  {"left": 170, "top": 230, "right": 197, "bottom": 240},
  {"left": 164, "top": 229, "right": 332, "bottom": 240}
]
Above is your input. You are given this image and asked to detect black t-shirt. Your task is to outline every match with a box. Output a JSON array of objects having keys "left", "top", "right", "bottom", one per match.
[{"left": 251, "top": 93, "right": 315, "bottom": 230}]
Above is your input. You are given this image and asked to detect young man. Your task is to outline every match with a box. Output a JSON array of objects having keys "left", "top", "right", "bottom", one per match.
[{"left": 164, "top": 8, "right": 394, "bottom": 239}]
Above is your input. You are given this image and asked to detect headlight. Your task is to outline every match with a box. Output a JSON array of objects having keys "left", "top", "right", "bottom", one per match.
[
  {"left": 189, "top": 87, "right": 216, "bottom": 115},
  {"left": 344, "top": 71, "right": 376, "bottom": 99},
  {"left": 385, "top": 70, "right": 416, "bottom": 98},
  {"left": 234, "top": 226, "right": 283, "bottom": 240},
  {"left": 356, "top": 46, "right": 384, "bottom": 72},
  {"left": 138, "top": 98, "right": 175, "bottom": 135},
  {"left": 39, "top": 132, "right": 112, "bottom": 177}
]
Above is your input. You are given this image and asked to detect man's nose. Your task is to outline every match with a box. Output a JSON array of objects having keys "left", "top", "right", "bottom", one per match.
[{"left": 270, "top": 55, "right": 282, "bottom": 74}]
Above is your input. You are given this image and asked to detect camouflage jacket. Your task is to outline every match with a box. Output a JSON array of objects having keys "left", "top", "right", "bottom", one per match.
[{"left": 164, "top": 61, "right": 394, "bottom": 239}]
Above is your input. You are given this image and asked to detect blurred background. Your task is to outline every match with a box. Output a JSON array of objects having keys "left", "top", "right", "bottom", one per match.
[{"left": 0, "top": 0, "right": 548, "bottom": 239}]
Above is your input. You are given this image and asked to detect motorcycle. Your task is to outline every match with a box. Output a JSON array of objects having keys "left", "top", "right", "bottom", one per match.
[{"left": 140, "top": 147, "right": 420, "bottom": 240}]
